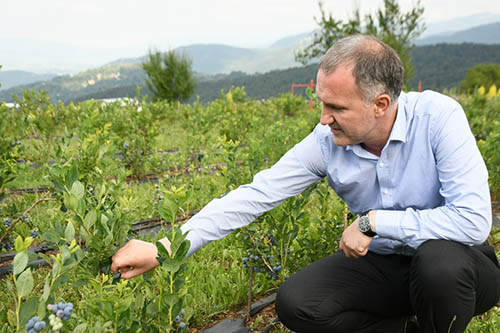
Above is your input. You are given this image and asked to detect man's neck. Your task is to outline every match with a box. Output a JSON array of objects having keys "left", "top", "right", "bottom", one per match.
[{"left": 361, "top": 104, "right": 399, "bottom": 157}]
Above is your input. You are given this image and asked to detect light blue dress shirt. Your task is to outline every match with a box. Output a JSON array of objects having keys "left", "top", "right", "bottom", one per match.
[{"left": 181, "top": 91, "right": 492, "bottom": 257}]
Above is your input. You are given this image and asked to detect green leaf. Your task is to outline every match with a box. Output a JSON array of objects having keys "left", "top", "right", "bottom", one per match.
[
  {"left": 156, "top": 241, "right": 171, "bottom": 260},
  {"left": 159, "top": 198, "right": 177, "bottom": 221},
  {"left": 41, "top": 276, "right": 50, "bottom": 302},
  {"left": 65, "top": 221, "right": 75, "bottom": 242},
  {"left": 67, "top": 193, "right": 78, "bottom": 211},
  {"left": 14, "top": 236, "right": 27, "bottom": 253},
  {"left": 175, "top": 240, "right": 190, "bottom": 260},
  {"left": 73, "top": 324, "right": 88, "bottom": 333},
  {"left": 13, "top": 251, "right": 28, "bottom": 276},
  {"left": 163, "top": 294, "right": 180, "bottom": 307},
  {"left": 65, "top": 166, "right": 78, "bottom": 190},
  {"left": 61, "top": 246, "right": 72, "bottom": 264},
  {"left": 16, "top": 268, "right": 34, "bottom": 298},
  {"left": 161, "top": 259, "right": 181, "bottom": 273},
  {"left": 19, "top": 296, "right": 37, "bottom": 327},
  {"left": 42, "top": 231, "right": 60, "bottom": 244},
  {"left": 71, "top": 180, "right": 85, "bottom": 200},
  {"left": 84, "top": 209, "right": 97, "bottom": 229}
]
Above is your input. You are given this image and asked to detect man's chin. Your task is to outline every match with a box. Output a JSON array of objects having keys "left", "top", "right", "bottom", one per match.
[{"left": 332, "top": 136, "right": 350, "bottom": 146}]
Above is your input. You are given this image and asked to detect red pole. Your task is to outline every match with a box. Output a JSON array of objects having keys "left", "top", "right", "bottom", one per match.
[{"left": 418, "top": 81, "right": 422, "bottom": 92}]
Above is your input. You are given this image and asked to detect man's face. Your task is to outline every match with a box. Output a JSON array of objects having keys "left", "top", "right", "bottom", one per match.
[{"left": 316, "top": 65, "right": 378, "bottom": 147}]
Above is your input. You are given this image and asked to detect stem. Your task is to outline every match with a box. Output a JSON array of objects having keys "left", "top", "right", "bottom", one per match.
[{"left": 247, "top": 268, "right": 253, "bottom": 321}]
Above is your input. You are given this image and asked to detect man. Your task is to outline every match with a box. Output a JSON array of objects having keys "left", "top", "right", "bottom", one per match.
[{"left": 112, "top": 35, "right": 500, "bottom": 332}]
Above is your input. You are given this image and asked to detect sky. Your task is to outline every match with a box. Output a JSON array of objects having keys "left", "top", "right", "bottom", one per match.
[{"left": 2, "top": 0, "right": 500, "bottom": 72}]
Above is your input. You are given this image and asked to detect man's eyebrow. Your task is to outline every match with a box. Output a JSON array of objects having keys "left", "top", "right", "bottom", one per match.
[{"left": 318, "top": 98, "right": 346, "bottom": 110}]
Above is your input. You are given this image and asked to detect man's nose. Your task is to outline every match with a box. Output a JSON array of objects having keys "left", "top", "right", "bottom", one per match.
[{"left": 320, "top": 109, "right": 334, "bottom": 125}]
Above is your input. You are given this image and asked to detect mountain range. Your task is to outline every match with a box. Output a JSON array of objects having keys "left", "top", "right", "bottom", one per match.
[{"left": 1, "top": 14, "right": 500, "bottom": 103}]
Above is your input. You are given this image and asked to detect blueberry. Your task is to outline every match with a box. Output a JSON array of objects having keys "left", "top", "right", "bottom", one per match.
[
  {"left": 60, "top": 205, "right": 67, "bottom": 213},
  {"left": 113, "top": 272, "right": 121, "bottom": 280},
  {"left": 34, "top": 321, "right": 45, "bottom": 330},
  {"left": 30, "top": 231, "right": 38, "bottom": 238},
  {"left": 178, "top": 322, "right": 186, "bottom": 329},
  {"left": 174, "top": 315, "right": 181, "bottom": 323},
  {"left": 56, "top": 309, "right": 64, "bottom": 318},
  {"left": 63, "top": 306, "right": 73, "bottom": 316}
]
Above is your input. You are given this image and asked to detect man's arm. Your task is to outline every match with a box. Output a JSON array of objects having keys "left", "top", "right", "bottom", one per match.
[
  {"left": 375, "top": 101, "right": 491, "bottom": 249},
  {"left": 111, "top": 125, "right": 328, "bottom": 278}
]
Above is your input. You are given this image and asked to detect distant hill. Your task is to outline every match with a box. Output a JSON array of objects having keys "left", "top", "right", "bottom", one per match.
[
  {"left": 0, "top": 71, "right": 57, "bottom": 90},
  {"left": 410, "top": 43, "right": 500, "bottom": 91},
  {"left": 2, "top": 42, "right": 500, "bottom": 104},
  {"left": 416, "top": 22, "right": 500, "bottom": 45},
  {"left": 106, "top": 36, "right": 307, "bottom": 75}
]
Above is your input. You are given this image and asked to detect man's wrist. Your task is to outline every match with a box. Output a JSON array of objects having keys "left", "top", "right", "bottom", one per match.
[
  {"left": 368, "top": 210, "right": 376, "bottom": 233},
  {"left": 358, "top": 211, "right": 377, "bottom": 237}
]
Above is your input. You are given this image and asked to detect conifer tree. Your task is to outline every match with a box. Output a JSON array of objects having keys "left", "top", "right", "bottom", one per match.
[{"left": 142, "top": 50, "right": 197, "bottom": 102}]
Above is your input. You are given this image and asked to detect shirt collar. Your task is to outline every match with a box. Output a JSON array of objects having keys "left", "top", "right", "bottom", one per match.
[
  {"left": 345, "top": 92, "right": 408, "bottom": 156},
  {"left": 388, "top": 92, "right": 408, "bottom": 143}
]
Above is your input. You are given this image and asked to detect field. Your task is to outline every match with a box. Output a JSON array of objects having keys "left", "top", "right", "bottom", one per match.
[{"left": 0, "top": 87, "right": 499, "bottom": 332}]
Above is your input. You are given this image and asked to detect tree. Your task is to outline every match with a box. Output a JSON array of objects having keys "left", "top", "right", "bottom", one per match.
[
  {"left": 295, "top": 0, "right": 425, "bottom": 87},
  {"left": 460, "top": 63, "right": 500, "bottom": 93},
  {"left": 142, "top": 50, "right": 197, "bottom": 102}
]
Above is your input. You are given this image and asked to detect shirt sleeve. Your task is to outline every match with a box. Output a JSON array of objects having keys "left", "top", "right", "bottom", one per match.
[
  {"left": 181, "top": 125, "right": 327, "bottom": 257},
  {"left": 375, "top": 101, "right": 492, "bottom": 249}
]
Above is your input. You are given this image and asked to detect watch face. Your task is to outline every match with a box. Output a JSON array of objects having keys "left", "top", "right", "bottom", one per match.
[{"left": 359, "top": 216, "right": 371, "bottom": 232}]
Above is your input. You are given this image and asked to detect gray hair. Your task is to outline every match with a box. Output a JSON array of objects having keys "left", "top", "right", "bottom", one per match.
[{"left": 319, "top": 34, "right": 403, "bottom": 105}]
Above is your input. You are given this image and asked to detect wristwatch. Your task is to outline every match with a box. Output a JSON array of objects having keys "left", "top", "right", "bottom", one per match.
[{"left": 358, "top": 214, "right": 376, "bottom": 237}]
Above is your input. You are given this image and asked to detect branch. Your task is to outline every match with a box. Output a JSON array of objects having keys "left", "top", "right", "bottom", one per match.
[{"left": 0, "top": 195, "right": 57, "bottom": 244}]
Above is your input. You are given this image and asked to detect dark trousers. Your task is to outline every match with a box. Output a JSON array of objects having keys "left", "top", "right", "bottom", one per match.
[{"left": 276, "top": 240, "right": 500, "bottom": 333}]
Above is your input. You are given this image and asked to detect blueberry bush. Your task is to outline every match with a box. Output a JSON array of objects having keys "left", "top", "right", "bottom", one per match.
[{"left": 0, "top": 87, "right": 498, "bottom": 332}]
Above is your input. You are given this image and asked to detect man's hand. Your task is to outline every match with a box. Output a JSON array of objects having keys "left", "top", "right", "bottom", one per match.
[
  {"left": 339, "top": 219, "right": 373, "bottom": 258},
  {"left": 111, "top": 238, "right": 171, "bottom": 279}
]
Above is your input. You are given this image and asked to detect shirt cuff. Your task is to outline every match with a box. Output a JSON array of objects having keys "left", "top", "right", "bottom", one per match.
[{"left": 374, "top": 210, "right": 405, "bottom": 241}]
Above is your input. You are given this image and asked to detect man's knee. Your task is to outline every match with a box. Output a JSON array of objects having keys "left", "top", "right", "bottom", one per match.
[
  {"left": 411, "top": 240, "right": 475, "bottom": 296},
  {"left": 275, "top": 279, "right": 313, "bottom": 330}
]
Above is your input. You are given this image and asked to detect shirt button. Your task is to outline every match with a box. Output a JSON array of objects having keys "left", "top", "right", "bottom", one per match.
[
  {"left": 379, "top": 162, "right": 385, "bottom": 168},
  {"left": 383, "top": 189, "right": 388, "bottom": 194}
]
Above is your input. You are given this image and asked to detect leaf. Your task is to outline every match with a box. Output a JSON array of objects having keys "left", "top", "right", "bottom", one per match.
[
  {"left": 159, "top": 198, "right": 177, "bottom": 221},
  {"left": 19, "top": 296, "right": 37, "bottom": 327},
  {"left": 65, "top": 166, "right": 78, "bottom": 190},
  {"left": 14, "top": 236, "right": 26, "bottom": 253},
  {"left": 84, "top": 209, "right": 97, "bottom": 229},
  {"left": 61, "top": 246, "right": 72, "bottom": 265},
  {"left": 65, "top": 221, "right": 75, "bottom": 242},
  {"left": 13, "top": 251, "right": 28, "bottom": 276},
  {"left": 161, "top": 259, "right": 181, "bottom": 273},
  {"left": 73, "top": 324, "right": 88, "bottom": 333},
  {"left": 41, "top": 276, "right": 50, "bottom": 302},
  {"left": 156, "top": 241, "right": 171, "bottom": 260},
  {"left": 175, "top": 240, "right": 190, "bottom": 260},
  {"left": 16, "top": 268, "right": 34, "bottom": 298},
  {"left": 71, "top": 180, "right": 85, "bottom": 200},
  {"left": 163, "top": 294, "right": 180, "bottom": 307},
  {"left": 66, "top": 193, "right": 78, "bottom": 211}
]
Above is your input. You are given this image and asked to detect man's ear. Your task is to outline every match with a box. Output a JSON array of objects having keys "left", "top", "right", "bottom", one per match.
[{"left": 374, "top": 94, "right": 391, "bottom": 117}]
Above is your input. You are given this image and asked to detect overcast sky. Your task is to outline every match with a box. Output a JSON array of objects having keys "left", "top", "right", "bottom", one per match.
[
  {"left": 1, "top": 0, "right": 500, "bottom": 73},
  {"left": 3, "top": 0, "right": 500, "bottom": 51}
]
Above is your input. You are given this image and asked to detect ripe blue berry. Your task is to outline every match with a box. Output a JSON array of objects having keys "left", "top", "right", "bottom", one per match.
[{"left": 178, "top": 322, "right": 186, "bottom": 329}]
